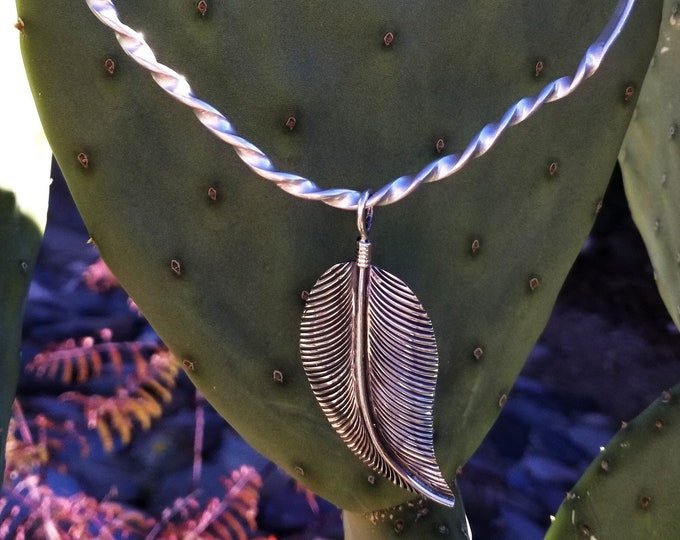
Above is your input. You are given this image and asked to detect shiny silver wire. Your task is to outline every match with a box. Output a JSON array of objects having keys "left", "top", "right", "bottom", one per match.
[
  {"left": 356, "top": 191, "right": 373, "bottom": 241},
  {"left": 85, "top": 0, "right": 636, "bottom": 211}
]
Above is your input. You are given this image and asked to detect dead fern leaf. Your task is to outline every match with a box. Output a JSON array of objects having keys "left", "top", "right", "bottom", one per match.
[
  {"left": 4, "top": 404, "right": 52, "bottom": 478},
  {"left": 5, "top": 403, "right": 91, "bottom": 482},
  {"left": 149, "top": 465, "right": 271, "bottom": 540},
  {"left": 26, "top": 339, "right": 162, "bottom": 385},
  {"left": 59, "top": 350, "right": 179, "bottom": 452},
  {"left": 63, "top": 390, "right": 154, "bottom": 452},
  {"left": 0, "top": 474, "right": 149, "bottom": 539}
]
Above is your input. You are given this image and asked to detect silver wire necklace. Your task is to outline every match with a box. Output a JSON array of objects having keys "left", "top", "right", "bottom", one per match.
[{"left": 85, "top": 0, "right": 636, "bottom": 507}]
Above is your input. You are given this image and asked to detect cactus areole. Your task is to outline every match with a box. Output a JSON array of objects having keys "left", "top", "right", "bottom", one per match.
[{"left": 82, "top": 0, "right": 636, "bottom": 506}]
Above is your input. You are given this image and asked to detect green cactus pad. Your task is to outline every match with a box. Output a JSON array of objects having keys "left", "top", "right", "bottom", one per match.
[
  {"left": 545, "top": 384, "right": 680, "bottom": 539},
  {"left": 620, "top": 0, "right": 680, "bottom": 330},
  {"left": 344, "top": 485, "right": 470, "bottom": 540},
  {"left": 1, "top": 4, "right": 50, "bottom": 486},
  {"left": 17, "top": 0, "right": 661, "bottom": 512}
]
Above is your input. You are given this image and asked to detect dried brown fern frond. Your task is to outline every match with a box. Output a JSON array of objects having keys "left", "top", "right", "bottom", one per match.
[
  {"left": 5, "top": 401, "right": 90, "bottom": 488},
  {"left": 60, "top": 350, "right": 180, "bottom": 452},
  {"left": 1, "top": 466, "right": 271, "bottom": 540},
  {"left": 148, "top": 465, "right": 274, "bottom": 540},
  {"left": 0, "top": 474, "right": 150, "bottom": 540},
  {"left": 4, "top": 404, "right": 48, "bottom": 478},
  {"left": 26, "top": 338, "right": 162, "bottom": 386}
]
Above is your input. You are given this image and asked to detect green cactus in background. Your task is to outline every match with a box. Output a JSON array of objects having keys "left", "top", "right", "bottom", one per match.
[
  {"left": 620, "top": 0, "right": 680, "bottom": 330},
  {"left": 0, "top": 3, "right": 50, "bottom": 486},
  {"left": 545, "top": 384, "right": 680, "bottom": 539},
  {"left": 545, "top": 3, "right": 680, "bottom": 537},
  {"left": 7, "top": 0, "right": 680, "bottom": 537}
]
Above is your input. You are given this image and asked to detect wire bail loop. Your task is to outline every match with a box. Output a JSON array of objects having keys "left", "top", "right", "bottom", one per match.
[{"left": 357, "top": 191, "right": 373, "bottom": 241}]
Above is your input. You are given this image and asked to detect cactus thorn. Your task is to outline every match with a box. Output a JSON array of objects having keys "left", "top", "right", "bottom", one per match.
[
  {"left": 529, "top": 276, "right": 541, "bottom": 291},
  {"left": 182, "top": 358, "right": 195, "bottom": 371},
  {"left": 534, "top": 60, "right": 545, "bottom": 77},
  {"left": 438, "top": 524, "right": 450, "bottom": 536},
  {"left": 393, "top": 519, "right": 405, "bottom": 533},
  {"left": 367, "top": 474, "right": 376, "bottom": 485},
  {"left": 623, "top": 85, "right": 635, "bottom": 102},
  {"left": 548, "top": 161, "right": 559, "bottom": 176},
  {"left": 640, "top": 495, "right": 652, "bottom": 509},
  {"left": 580, "top": 524, "right": 592, "bottom": 537},
  {"left": 294, "top": 466, "right": 305, "bottom": 477},
  {"left": 498, "top": 393, "right": 508, "bottom": 408},
  {"left": 207, "top": 186, "right": 217, "bottom": 201},
  {"left": 170, "top": 258, "right": 182, "bottom": 276},
  {"left": 669, "top": 123, "right": 678, "bottom": 140},
  {"left": 471, "top": 239, "right": 480, "bottom": 254},
  {"left": 104, "top": 58, "right": 116, "bottom": 75},
  {"left": 300, "top": 290, "right": 310, "bottom": 302},
  {"left": 473, "top": 347, "right": 484, "bottom": 360},
  {"left": 196, "top": 0, "right": 208, "bottom": 16},
  {"left": 435, "top": 138, "right": 446, "bottom": 154},
  {"left": 285, "top": 115, "right": 297, "bottom": 131},
  {"left": 14, "top": 18, "right": 25, "bottom": 34},
  {"left": 600, "top": 459, "right": 610, "bottom": 472},
  {"left": 654, "top": 418, "right": 664, "bottom": 431},
  {"left": 273, "top": 370, "right": 284, "bottom": 383},
  {"left": 77, "top": 152, "right": 89, "bottom": 168},
  {"left": 595, "top": 200, "right": 603, "bottom": 215},
  {"left": 383, "top": 31, "right": 395, "bottom": 47},
  {"left": 621, "top": 420, "right": 629, "bottom": 429}
]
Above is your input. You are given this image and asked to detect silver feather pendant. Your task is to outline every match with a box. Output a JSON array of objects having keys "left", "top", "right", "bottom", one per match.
[{"left": 300, "top": 197, "right": 454, "bottom": 507}]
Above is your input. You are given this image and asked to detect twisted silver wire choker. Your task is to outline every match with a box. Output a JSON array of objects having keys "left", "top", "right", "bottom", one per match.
[
  {"left": 83, "top": 0, "right": 637, "bottom": 507},
  {"left": 86, "top": 0, "right": 635, "bottom": 211}
]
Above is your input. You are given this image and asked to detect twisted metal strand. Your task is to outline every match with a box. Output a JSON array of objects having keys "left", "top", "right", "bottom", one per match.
[{"left": 86, "top": 0, "right": 635, "bottom": 211}]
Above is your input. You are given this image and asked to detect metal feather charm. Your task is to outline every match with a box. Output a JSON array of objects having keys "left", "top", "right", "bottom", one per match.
[{"left": 300, "top": 195, "right": 454, "bottom": 506}]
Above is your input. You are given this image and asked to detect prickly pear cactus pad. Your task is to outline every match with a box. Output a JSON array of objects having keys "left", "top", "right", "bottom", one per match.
[
  {"left": 343, "top": 482, "right": 471, "bottom": 540},
  {"left": 620, "top": 0, "right": 680, "bottom": 330},
  {"left": 545, "top": 384, "right": 680, "bottom": 539},
  {"left": 1, "top": 3, "right": 50, "bottom": 486},
  {"left": 17, "top": 0, "right": 661, "bottom": 512}
]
